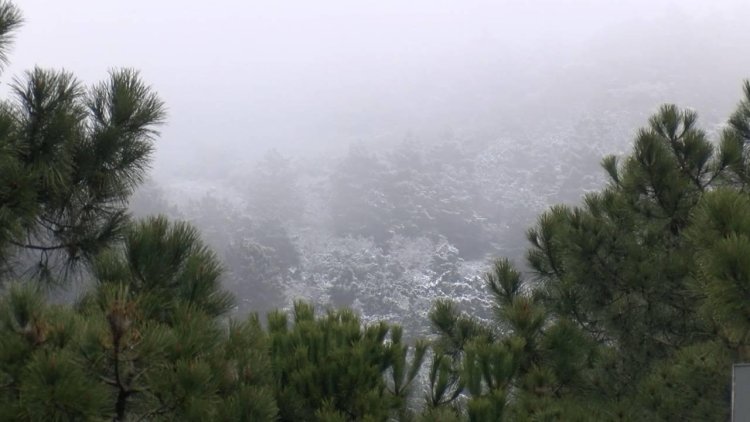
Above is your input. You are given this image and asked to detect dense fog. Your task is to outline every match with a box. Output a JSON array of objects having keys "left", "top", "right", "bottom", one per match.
[{"left": 10, "top": 0, "right": 750, "bottom": 335}]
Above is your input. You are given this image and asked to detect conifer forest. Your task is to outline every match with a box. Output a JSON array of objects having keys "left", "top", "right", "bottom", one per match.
[{"left": 2, "top": 1, "right": 750, "bottom": 420}]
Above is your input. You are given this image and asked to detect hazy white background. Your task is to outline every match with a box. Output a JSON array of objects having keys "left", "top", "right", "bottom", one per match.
[
  {"left": 6, "top": 0, "right": 750, "bottom": 180},
  {"left": 9, "top": 0, "right": 750, "bottom": 326}
]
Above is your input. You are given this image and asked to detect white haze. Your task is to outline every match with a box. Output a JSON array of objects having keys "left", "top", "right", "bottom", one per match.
[
  {"left": 8, "top": 0, "right": 750, "bottom": 333},
  {"left": 7, "top": 0, "right": 750, "bottom": 182}
]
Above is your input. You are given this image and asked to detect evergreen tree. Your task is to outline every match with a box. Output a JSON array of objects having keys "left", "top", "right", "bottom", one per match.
[
  {"left": 268, "top": 301, "right": 426, "bottom": 421},
  {"left": 428, "top": 81, "right": 750, "bottom": 420},
  {"left": 0, "top": 5, "right": 278, "bottom": 419},
  {"left": 0, "top": 218, "right": 279, "bottom": 421},
  {"left": 0, "top": 2, "right": 165, "bottom": 282}
]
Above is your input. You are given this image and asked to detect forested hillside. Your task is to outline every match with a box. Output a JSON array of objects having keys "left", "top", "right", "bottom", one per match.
[
  {"left": 126, "top": 6, "right": 750, "bottom": 337},
  {"left": 3, "top": 0, "right": 750, "bottom": 420}
]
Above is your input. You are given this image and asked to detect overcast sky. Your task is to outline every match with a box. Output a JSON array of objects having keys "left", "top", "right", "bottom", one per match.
[{"left": 5, "top": 1, "right": 750, "bottom": 179}]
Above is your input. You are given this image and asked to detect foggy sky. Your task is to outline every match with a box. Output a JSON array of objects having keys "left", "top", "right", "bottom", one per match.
[{"left": 6, "top": 0, "right": 750, "bottom": 180}]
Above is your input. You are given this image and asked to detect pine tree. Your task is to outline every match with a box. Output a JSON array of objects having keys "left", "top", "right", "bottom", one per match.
[
  {"left": 268, "top": 301, "right": 427, "bottom": 421},
  {"left": 428, "top": 81, "right": 750, "bottom": 420},
  {"left": 0, "top": 1, "right": 165, "bottom": 282},
  {"left": 0, "top": 218, "right": 279, "bottom": 421},
  {"left": 0, "top": 1, "right": 27, "bottom": 269},
  {"left": 0, "top": 283, "right": 109, "bottom": 420},
  {"left": 0, "top": 5, "right": 279, "bottom": 419}
]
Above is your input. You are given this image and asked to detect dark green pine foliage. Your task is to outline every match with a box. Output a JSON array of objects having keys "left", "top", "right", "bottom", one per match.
[
  {"left": 429, "top": 260, "right": 598, "bottom": 421},
  {"left": 0, "top": 1, "right": 26, "bottom": 269},
  {"left": 0, "top": 3, "right": 429, "bottom": 419},
  {"left": 721, "top": 81, "right": 750, "bottom": 189},
  {"left": 429, "top": 82, "right": 750, "bottom": 420},
  {"left": 90, "top": 215, "right": 235, "bottom": 321},
  {"left": 0, "top": 284, "right": 108, "bottom": 420},
  {"left": 0, "top": 2, "right": 165, "bottom": 281},
  {"left": 76, "top": 216, "right": 239, "bottom": 420},
  {"left": 0, "top": 3, "right": 277, "bottom": 418},
  {"left": 268, "top": 301, "right": 427, "bottom": 421},
  {"left": 0, "top": 219, "right": 280, "bottom": 421}
]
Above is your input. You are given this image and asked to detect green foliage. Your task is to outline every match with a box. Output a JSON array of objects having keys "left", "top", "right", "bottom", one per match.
[
  {"left": 0, "top": 3, "right": 430, "bottom": 420},
  {"left": 687, "top": 189, "right": 750, "bottom": 346},
  {"left": 0, "top": 230, "right": 276, "bottom": 421},
  {"left": 428, "top": 80, "right": 750, "bottom": 419},
  {"left": 636, "top": 341, "right": 731, "bottom": 421},
  {"left": 425, "top": 349, "right": 463, "bottom": 410},
  {"left": 387, "top": 325, "right": 428, "bottom": 412},
  {"left": 68, "top": 219, "right": 279, "bottom": 421},
  {"left": 214, "top": 317, "right": 278, "bottom": 422},
  {"left": 91, "top": 215, "right": 234, "bottom": 321},
  {"left": 5, "top": 0, "right": 750, "bottom": 419},
  {"left": 269, "top": 301, "right": 425, "bottom": 421},
  {"left": 0, "top": 5, "right": 164, "bottom": 281},
  {"left": 0, "top": 120, "right": 283, "bottom": 421},
  {"left": 417, "top": 406, "right": 464, "bottom": 422},
  {"left": 0, "top": 285, "right": 106, "bottom": 421},
  {"left": 722, "top": 81, "right": 750, "bottom": 188},
  {"left": 17, "top": 349, "right": 109, "bottom": 421}
]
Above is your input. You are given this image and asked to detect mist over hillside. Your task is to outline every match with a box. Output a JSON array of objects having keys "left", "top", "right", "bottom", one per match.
[
  {"left": 7, "top": 0, "right": 750, "bottom": 335},
  {"left": 115, "top": 2, "right": 750, "bottom": 335}
]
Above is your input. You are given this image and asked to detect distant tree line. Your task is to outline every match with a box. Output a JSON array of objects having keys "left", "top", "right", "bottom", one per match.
[{"left": 141, "top": 108, "right": 606, "bottom": 321}]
